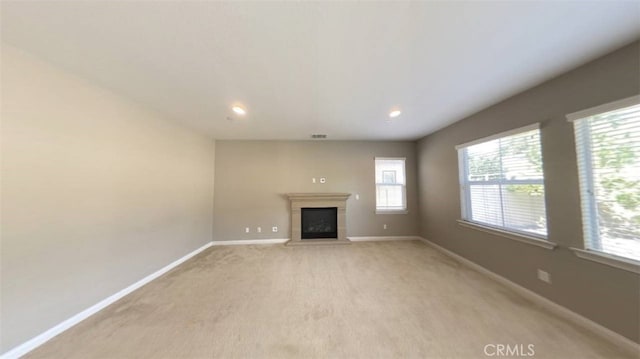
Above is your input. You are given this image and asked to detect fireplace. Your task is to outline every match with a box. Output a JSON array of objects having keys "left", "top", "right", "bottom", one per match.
[
  {"left": 286, "top": 193, "right": 351, "bottom": 245},
  {"left": 301, "top": 207, "right": 338, "bottom": 239}
]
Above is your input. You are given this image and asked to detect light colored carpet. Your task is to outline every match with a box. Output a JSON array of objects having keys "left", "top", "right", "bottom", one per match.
[{"left": 27, "top": 240, "right": 634, "bottom": 358}]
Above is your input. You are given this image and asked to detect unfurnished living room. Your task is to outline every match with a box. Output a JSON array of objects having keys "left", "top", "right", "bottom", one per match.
[{"left": 1, "top": 1, "right": 640, "bottom": 358}]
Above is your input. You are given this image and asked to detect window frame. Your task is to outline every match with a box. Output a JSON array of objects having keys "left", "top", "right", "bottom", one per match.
[
  {"left": 567, "top": 95, "right": 640, "bottom": 269},
  {"left": 456, "top": 123, "right": 549, "bottom": 240},
  {"left": 374, "top": 157, "right": 407, "bottom": 214}
]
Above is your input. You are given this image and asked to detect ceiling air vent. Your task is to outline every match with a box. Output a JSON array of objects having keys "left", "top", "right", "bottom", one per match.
[{"left": 311, "top": 134, "right": 327, "bottom": 139}]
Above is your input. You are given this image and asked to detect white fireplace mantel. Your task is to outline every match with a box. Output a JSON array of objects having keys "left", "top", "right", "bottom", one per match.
[{"left": 286, "top": 193, "right": 351, "bottom": 246}]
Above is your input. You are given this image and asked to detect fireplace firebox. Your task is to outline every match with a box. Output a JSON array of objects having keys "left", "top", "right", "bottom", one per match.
[{"left": 301, "top": 207, "right": 338, "bottom": 239}]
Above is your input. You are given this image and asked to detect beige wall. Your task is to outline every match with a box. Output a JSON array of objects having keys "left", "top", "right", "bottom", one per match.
[
  {"left": 417, "top": 41, "right": 640, "bottom": 343},
  {"left": 213, "top": 141, "right": 418, "bottom": 240},
  {"left": 0, "top": 45, "right": 216, "bottom": 352}
]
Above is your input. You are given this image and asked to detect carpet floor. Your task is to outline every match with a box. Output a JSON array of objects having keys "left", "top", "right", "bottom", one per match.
[{"left": 26, "top": 240, "right": 635, "bottom": 358}]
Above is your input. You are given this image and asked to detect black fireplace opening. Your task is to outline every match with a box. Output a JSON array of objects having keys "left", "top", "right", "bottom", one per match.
[{"left": 301, "top": 207, "right": 338, "bottom": 239}]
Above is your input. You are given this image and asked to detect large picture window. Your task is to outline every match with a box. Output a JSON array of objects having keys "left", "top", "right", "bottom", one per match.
[
  {"left": 456, "top": 124, "right": 548, "bottom": 237},
  {"left": 375, "top": 158, "right": 406, "bottom": 213},
  {"left": 569, "top": 96, "right": 640, "bottom": 262}
]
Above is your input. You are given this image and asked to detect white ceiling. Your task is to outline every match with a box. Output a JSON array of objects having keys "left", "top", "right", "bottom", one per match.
[{"left": 2, "top": 1, "right": 639, "bottom": 141}]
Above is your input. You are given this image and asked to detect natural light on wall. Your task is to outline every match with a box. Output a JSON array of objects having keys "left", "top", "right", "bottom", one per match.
[
  {"left": 569, "top": 96, "right": 640, "bottom": 262},
  {"left": 456, "top": 124, "right": 548, "bottom": 238},
  {"left": 375, "top": 158, "right": 407, "bottom": 213}
]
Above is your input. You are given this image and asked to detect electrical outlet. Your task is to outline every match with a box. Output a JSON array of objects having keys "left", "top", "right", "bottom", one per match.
[
  {"left": 537, "top": 269, "right": 551, "bottom": 284},
  {"left": 383, "top": 224, "right": 388, "bottom": 230},
  {"left": 320, "top": 177, "right": 326, "bottom": 183},
  {"left": 245, "top": 227, "right": 250, "bottom": 233},
  {"left": 355, "top": 194, "right": 360, "bottom": 200},
  {"left": 272, "top": 226, "right": 278, "bottom": 232},
  {"left": 257, "top": 227, "right": 262, "bottom": 233}
]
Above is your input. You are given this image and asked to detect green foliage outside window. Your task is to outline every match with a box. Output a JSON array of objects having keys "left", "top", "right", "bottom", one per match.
[{"left": 590, "top": 113, "right": 639, "bottom": 240}]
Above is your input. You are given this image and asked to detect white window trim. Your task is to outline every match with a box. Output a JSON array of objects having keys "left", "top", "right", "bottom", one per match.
[
  {"left": 565, "top": 95, "right": 640, "bottom": 122},
  {"left": 567, "top": 95, "right": 640, "bottom": 264},
  {"left": 570, "top": 247, "right": 640, "bottom": 274},
  {"left": 457, "top": 219, "right": 557, "bottom": 250},
  {"left": 375, "top": 157, "right": 407, "bottom": 214},
  {"left": 456, "top": 123, "right": 549, "bottom": 240}
]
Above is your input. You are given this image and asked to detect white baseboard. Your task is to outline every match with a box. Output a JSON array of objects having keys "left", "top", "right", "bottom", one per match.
[
  {"left": 348, "top": 236, "right": 422, "bottom": 242},
  {"left": 1, "top": 241, "right": 213, "bottom": 359},
  {"left": 212, "top": 238, "right": 289, "bottom": 246},
  {"left": 418, "top": 237, "right": 640, "bottom": 355}
]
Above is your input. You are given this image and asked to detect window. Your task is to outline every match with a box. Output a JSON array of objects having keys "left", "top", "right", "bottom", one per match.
[
  {"left": 456, "top": 124, "right": 548, "bottom": 238},
  {"left": 375, "top": 158, "right": 406, "bottom": 212},
  {"left": 569, "top": 96, "right": 640, "bottom": 262}
]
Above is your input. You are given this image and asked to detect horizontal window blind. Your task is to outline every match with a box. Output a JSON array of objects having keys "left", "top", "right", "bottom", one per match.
[
  {"left": 375, "top": 158, "right": 406, "bottom": 211},
  {"left": 572, "top": 101, "right": 640, "bottom": 261},
  {"left": 458, "top": 125, "right": 548, "bottom": 237}
]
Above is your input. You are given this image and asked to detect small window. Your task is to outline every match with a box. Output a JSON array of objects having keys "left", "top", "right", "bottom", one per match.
[
  {"left": 569, "top": 96, "right": 640, "bottom": 261},
  {"left": 375, "top": 158, "right": 406, "bottom": 213},
  {"left": 456, "top": 124, "right": 548, "bottom": 238}
]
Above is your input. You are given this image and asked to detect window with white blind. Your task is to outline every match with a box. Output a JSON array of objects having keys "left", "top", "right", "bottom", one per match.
[
  {"left": 568, "top": 95, "right": 640, "bottom": 262},
  {"left": 375, "top": 158, "right": 406, "bottom": 213},
  {"left": 456, "top": 124, "right": 548, "bottom": 238}
]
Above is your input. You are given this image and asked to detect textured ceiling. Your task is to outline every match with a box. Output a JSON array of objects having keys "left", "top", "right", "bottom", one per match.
[{"left": 2, "top": 1, "right": 639, "bottom": 140}]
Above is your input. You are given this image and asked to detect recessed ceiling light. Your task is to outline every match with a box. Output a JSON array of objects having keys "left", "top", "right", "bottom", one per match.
[
  {"left": 232, "top": 105, "right": 246, "bottom": 116},
  {"left": 389, "top": 109, "right": 402, "bottom": 118}
]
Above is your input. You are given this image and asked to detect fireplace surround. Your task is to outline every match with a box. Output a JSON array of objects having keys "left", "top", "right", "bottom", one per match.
[{"left": 286, "top": 193, "right": 351, "bottom": 245}]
